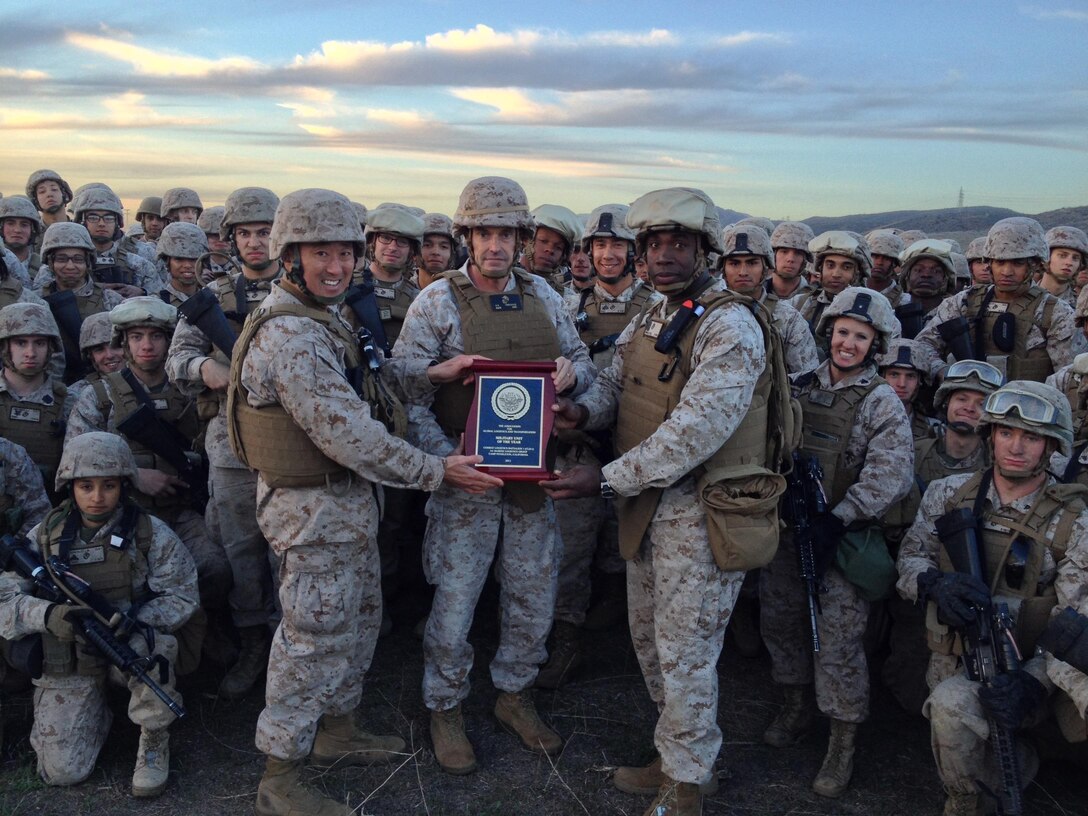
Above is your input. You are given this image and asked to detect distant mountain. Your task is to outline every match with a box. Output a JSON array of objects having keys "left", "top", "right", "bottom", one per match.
[{"left": 717, "top": 207, "right": 750, "bottom": 225}]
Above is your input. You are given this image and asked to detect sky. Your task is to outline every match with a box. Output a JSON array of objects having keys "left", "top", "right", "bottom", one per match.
[{"left": 1, "top": 1, "right": 1085, "bottom": 220}]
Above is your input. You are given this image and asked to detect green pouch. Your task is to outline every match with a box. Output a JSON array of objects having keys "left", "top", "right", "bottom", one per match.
[{"left": 834, "top": 526, "right": 897, "bottom": 602}]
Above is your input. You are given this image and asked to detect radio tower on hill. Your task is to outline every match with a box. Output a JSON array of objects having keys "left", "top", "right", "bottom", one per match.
[{"left": 958, "top": 187, "right": 964, "bottom": 209}]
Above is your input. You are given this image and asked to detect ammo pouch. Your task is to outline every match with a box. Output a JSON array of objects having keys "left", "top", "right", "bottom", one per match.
[
  {"left": 697, "top": 463, "right": 786, "bottom": 572},
  {"left": 991, "top": 311, "right": 1017, "bottom": 353},
  {"left": 196, "top": 391, "right": 220, "bottom": 421},
  {"left": 833, "top": 525, "right": 897, "bottom": 601}
]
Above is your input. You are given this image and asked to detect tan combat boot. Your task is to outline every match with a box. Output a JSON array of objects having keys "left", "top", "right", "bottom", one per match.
[
  {"left": 763, "top": 684, "right": 813, "bottom": 748},
  {"left": 131, "top": 728, "right": 169, "bottom": 798},
  {"left": 218, "top": 624, "right": 270, "bottom": 700},
  {"left": 642, "top": 778, "right": 703, "bottom": 816},
  {"left": 256, "top": 757, "right": 351, "bottom": 816},
  {"left": 494, "top": 689, "right": 562, "bottom": 754},
  {"left": 811, "top": 718, "right": 858, "bottom": 798},
  {"left": 614, "top": 755, "right": 718, "bottom": 796},
  {"left": 310, "top": 714, "right": 406, "bottom": 769},
  {"left": 430, "top": 705, "right": 477, "bottom": 775},
  {"left": 535, "top": 621, "right": 583, "bottom": 690},
  {"left": 943, "top": 790, "right": 981, "bottom": 816}
]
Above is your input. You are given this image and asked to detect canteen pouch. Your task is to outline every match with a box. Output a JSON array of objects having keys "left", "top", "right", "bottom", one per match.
[
  {"left": 834, "top": 525, "right": 897, "bottom": 601},
  {"left": 697, "top": 464, "right": 786, "bottom": 571}
]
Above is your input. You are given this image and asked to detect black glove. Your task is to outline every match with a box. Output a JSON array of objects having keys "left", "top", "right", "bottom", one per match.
[
  {"left": 916, "top": 569, "right": 990, "bottom": 628},
  {"left": 44, "top": 605, "right": 94, "bottom": 641},
  {"left": 979, "top": 670, "right": 1047, "bottom": 731},
  {"left": 811, "top": 514, "right": 846, "bottom": 572},
  {"left": 1037, "top": 607, "right": 1088, "bottom": 674}
]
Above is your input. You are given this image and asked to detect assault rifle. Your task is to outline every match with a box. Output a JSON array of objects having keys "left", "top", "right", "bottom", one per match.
[
  {"left": 177, "top": 287, "right": 238, "bottom": 359},
  {"left": 43, "top": 289, "right": 86, "bottom": 381},
  {"left": 934, "top": 507, "right": 1024, "bottom": 816},
  {"left": 783, "top": 452, "right": 829, "bottom": 652},
  {"left": 0, "top": 533, "right": 186, "bottom": 720},
  {"left": 937, "top": 316, "right": 976, "bottom": 362}
]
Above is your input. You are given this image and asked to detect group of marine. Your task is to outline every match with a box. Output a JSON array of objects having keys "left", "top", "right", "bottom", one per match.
[{"left": 0, "top": 169, "right": 1086, "bottom": 816}]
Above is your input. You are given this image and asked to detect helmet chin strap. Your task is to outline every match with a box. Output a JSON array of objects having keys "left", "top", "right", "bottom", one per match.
[
  {"left": 288, "top": 254, "right": 348, "bottom": 306},
  {"left": 830, "top": 348, "right": 876, "bottom": 375},
  {"left": 990, "top": 438, "right": 1055, "bottom": 480},
  {"left": 947, "top": 421, "right": 977, "bottom": 436}
]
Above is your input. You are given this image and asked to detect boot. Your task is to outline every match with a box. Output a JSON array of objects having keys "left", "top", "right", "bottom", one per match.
[
  {"left": 430, "top": 705, "right": 477, "bottom": 775},
  {"left": 583, "top": 572, "right": 627, "bottom": 632},
  {"left": 942, "top": 790, "right": 980, "bottom": 816},
  {"left": 535, "top": 621, "right": 583, "bottom": 690},
  {"left": 494, "top": 690, "right": 562, "bottom": 755},
  {"left": 811, "top": 719, "right": 858, "bottom": 798},
  {"left": 310, "top": 714, "right": 406, "bottom": 769},
  {"left": 641, "top": 778, "right": 703, "bottom": 816},
  {"left": 763, "top": 685, "right": 813, "bottom": 748},
  {"left": 218, "top": 625, "right": 270, "bottom": 700},
  {"left": 614, "top": 755, "right": 718, "bottom": 796},
  {"left": 256, "top": 757, "right": 351, "bottom": 816},
  {"left": 131, "top": 728, "right": 169, "bottom": 798}
]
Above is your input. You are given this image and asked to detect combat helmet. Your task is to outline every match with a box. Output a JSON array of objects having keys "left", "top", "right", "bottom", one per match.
[
  {"left": 934, "top": 360, "right": 1004, "bottom": 408},
  {"left": 221, "top": 187, "right": 280, "bottom": 239},
  {"left": 268, "top": 188, "right": 364, "bottom": 263},
  {"left": 809, "top": 231, "right": 872, "bottom": 280},
  {"left": 720, "top": 223, "right": 774, "bottom": 268},
  {"left": 55, "top": 431, "right": 139, "bottom": 493},
  {"left": 157, "top": 222, "right": 208, "bottom": 261},
  {"left": 985, "top": 217, "right": 1049, "bottom": 261},
  {"left": 351, "top": 202, "right": 369, "bottom": 228},
  {"left": 901, "top": 239, "right": 957, "bottom": 295},
  {"left": 364, "top": 203, "right": 425, "bottom": 249},
  {"left": 136, "top": 197, "right": 163, "bottom": 221},
  {"left": 965, "top": 236, "right": 988, "bottom": 262},
  {"left": 109, "top": 296, "right": 177, "bottom": 348},
  {"left": 771, "top": 221, "right": 815, "bottom": 261},
  {"left": 815, "top": 286, "right": 897, "bottom": 354},
  {"left": 978, "top": 380, "right": 1073, "bottom": 459},
  {"left": 582, "top": 203, "right": 636, "bottom": 250},
  {"left": 0, "top": 196, "right": 43, "bottom": 238},
  {"left": 79, "top": 311, "right": 115, "bottom": 354},
  {"left": 25, "top": 169, "right": 73, "bottom": 210},
  {"left": 626, "top": 187, "right": 725, "bottom": 254},
  {"left": 72, "top": 185, "right": 124, "bottom": 227},
  {"left": 0, "top": 302, "right": 62, "bottom": 351},
  {"left": 197, "top": 206, "right": 225, "bottom": 238},
  {"left": 866, "top": 230, "right": 905, "bottom": 262},
  {"left": 734, "top": 216, "right": 776, "bottom": 236},
  {"left": 452, "top": 176, "right": 535, "bottom": 240},
  {"left": 1046, "top": 226, "right": 1088, "bottom": 273},
  {"left": 878, "top": 338, "right": 928, "bottom": 380},
  {"left": 422, "top": 212, "right": 454, "bottom": 242},
  {"left": 40, "top": 222, "right": 95, "bottom": 260},
  {"left": 160, "top": 187, "right": 204, "bottom": 220}
]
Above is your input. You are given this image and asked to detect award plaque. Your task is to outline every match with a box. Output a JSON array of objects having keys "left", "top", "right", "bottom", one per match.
[{"left": 464, "top": 360, "right": 557, "bottom": 481}]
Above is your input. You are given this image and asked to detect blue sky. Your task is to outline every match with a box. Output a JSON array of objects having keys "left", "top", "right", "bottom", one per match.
[{"left": 1, "top": 1, "right": 1084, "bottom": 220}]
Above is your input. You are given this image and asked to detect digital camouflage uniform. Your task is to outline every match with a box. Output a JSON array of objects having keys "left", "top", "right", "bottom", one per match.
[
  {"left": 394, "top": 262, "right": 594, "bottom": 711},
  {"left": 575, "top": 276, "right": 767, "bottom": 785},
  {"left": 758, "top": 292, "right": 819, "bottom": 374}
]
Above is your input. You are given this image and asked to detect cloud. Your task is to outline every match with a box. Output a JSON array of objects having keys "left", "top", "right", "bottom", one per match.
[
  {"left": 66, "top": 31, "right": 264, "bottom": 77},
  {"left": 449, "top": 88, "right": 565, "bottom": 121},
  {"left": 0, "top": 92, "right": 213, "bottom": 130},
  {"left": 0, "top": 67, "right": 49, "bottom": 80},
  {"left": 716, "top": 31, "right": 792, "bottom": 47},
  {"left": 1021, "top": 6, "right": 1088, "bottom": 22},
  {"left": 582, "top": 29, "right": 677, "bottom": 47},
  {"left": 424, "top": 24, "right": 542, "bottom": 51}
]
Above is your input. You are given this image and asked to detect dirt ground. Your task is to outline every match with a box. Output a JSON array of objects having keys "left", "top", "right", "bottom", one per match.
[{"left": 2, "top": 581, "right": 1086, "bottom": 816}]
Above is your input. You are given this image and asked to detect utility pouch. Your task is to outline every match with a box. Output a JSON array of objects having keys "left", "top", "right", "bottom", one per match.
[{"left": 697, "top": 463, "right": 786, "bottom": 571}]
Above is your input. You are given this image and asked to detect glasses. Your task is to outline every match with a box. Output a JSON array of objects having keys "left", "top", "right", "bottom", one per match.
[
  {"left": 945, "top": 360, "right": 1004, "bottom": 390},
  {"left": 983, "top": 388, "right": 1057, "bottom": 425},
  {"left": 83, "top": 214, "right": 117, "bottom": 225},
  {"left": 376, "top": 234, "right": 410, "bottom": 248},
  {"left": 51, "top": 254, "right": 87, "bottom": 267}
]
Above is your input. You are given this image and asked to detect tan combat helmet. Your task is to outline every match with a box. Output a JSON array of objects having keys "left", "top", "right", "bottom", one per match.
[
  {"left": 160, "top": 187, "right": 204, "bottom": 220},
  {"left": 55, "top": 430, "right": 139, "bottom": 493},
  {"left": 351, "top": 202, "right": 369, "bottom": 229},
  {"left": 721, "top": 223, "right": 774, "bottom": 268},
  {"left": 109, "top": 296, "right": 178, "bottom": 348},
  {"left": 197, "top": 206, "right": 226, "bottom": 239},
  {"left": 978, "top": 380, "right": 1073, "bottom": 459},
  {"left": 0, "top": 302, "right": 62, "bottom": 351},
  {"left": 40, "top": 222, "right": 95, "bottom": 261},
  {"left": 952, "top": 252, "right": 970, "bottom": 286},
  {"left": 965, "top": 236, "right": 988, "bottom": 262},
  {"left": 364, "top": 203, "right": 426, "bottom": 248},
  {"left": 531, "top": 204, "right": 583, "bottom": 260},
  {"left": 899, "top": 229, "right": 928, "bottom": 246},
  {"left": 0, "top": 195, "right": 44, "bottom": 240},
  {"left": 453, "top": 177, "right": 535, "bottom": 238},
  {"left": 72, "top": 185, "right": 124, "bottom": 228},
  {"left": 626, "top": 187, "right": 725, "bottom": 254},
  {"left": 422, "top": 212, "right": 454, "bottom": 242},
  {"left": 1046, "top": 226, "right": 1088, "bottom": 273},
  {"left": 815, "top": 286, "right": 897, "bottom": 354},
  {"left": 268, "top": 188, "right": 364, "bottom": 261},
  {"left": 25, "top": 169, "right": 74, "bottom": 211},
  {"left": 582, "top": 203, "right": 636, "bottom": 250},
  {"left": 866, "top": 230, "right": 905, "bottom": 263},
  {"left": 78, "top": 311, "right": 115, "bottom": 354},
  {"left": 985, "top": 217, "right": 1049, "bottom": 261},
  {"left": 934, "top": 359, "right": 1004, "bottom": 408},
  {"left": 900, "top": 239, "right": 958, "bottom": 295},
  {"left": 878, "top": 338, "right": 929, "bottom": 381},
  {"left": 735, "top": 216, "right": 776, "bottom": 235},
  {"left": 809, "top": 231, "right": 873, "bottom": 281},
  {"left": 221, "top": 187, "right": 280, "bottom": 239},
  {"left": 771, "top": 221, "right": 816, "bottom": 262},
  {"left": 136, "top": 196, "right": 163, "bottom": 222},
  {"left": 157, "top": 222, "right": 208, "bottom": 261}
]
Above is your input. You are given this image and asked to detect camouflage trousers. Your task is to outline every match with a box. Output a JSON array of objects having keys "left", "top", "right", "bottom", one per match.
[
  {"left": 760, "top": 530, "right": 871, "bottom": 722},
  {"left": 31, "top": 633, "right": 180, "bottom": 786},
  {"left": 925, "top": 672, "right": 1040, "bottom": 795},
  {"left": 421, "top": 485, "right": 558, "bottom": 711},
  {"left": 377, "top": 487, "right": 427, "bottom": 596},
  {"left": 161, "top": 505, "right": 232, "bottom": 612},
  {"left": 206, "top": 464, "right": 276, "bottom": 627},
  {"left": 628, "top": 510, "right": 744, "bottom": 786},
  {"left": 254, "top": 478, "right": 381, "bottom": 761},
  {"left": 554, "top": 445, "right": 607, "bottom": 626}
]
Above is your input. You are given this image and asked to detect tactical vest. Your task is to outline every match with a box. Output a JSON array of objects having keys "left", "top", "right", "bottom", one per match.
[
  {"left": 370, "top": 277, "right": 419, "bottom": 347},
  {"left": 0, "top": 380, "right": 67, "bottom": 484},
  {"left": 92, "top": 247, "right": 139, "bottom": 287},
  {"left": 793, "top": 372, "right": 883, "bottom": 508},
  {"left": 929, "top": 471, "right": 1087, "bottom": 656},
  {"left": 792, "top": 290, "right": 829, "bottom": 357},
  {"left": 1063, "top": 370, "right": 1088, "bottom": 444},
  {"left": 0, "top": 274, "right": 25, "bottom": 309},
  {"left": 911, "top": 411, "right": 938, "bottom": 442},
  {"left": 91, "top": 371, "right": 200, "bottom": 510},
  {"left": 228, "top": 284, "right": 371, "bottom": 488},
  {"left": 431, "top": 269, "right": 562, "bottom": 436},
  {"left": 881, "top": 281, "right": 904, "bottom": 309},
  {"left": 964, "top": 284, "right": 1056, "bottom": 382},
  {"left": 37, "top": 500, "right": 152, "bottom": 677},
  {"left": 576, "top": 282, "right": 654, "bottom": 370},
  {"left": 613, "top": 290, "right": 784, "bottom": 557}
]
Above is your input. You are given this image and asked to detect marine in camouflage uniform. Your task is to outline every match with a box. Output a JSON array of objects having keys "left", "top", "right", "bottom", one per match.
[
  {"left": 166, "top": 186, "right": 281, "bottom": 699},
  {"left": 0, "top": 432, "right": 197, "bottom": 796},
  {"left": 414, "top": 212, "right": 457, "bottom": 290},
  {"left": 896, "top": 382, "right": 1088, "bottom": 816},
  {"left": 865, "top": 229, "right": 911, "bottom": 309},
  {"left": 134, "top": 196, "right": 166, "bottom": 246},
  {"left": 965, "top": 236, "right": 991, "bottom": 286},
  {"left": 155, "top": 222, "right": 207, "bottom": 306},
  {"left": 227, "top": 188, "right": 497, "bottom": 816},
  {"left": 916, "top": 218, "right": 1082, "bottom": 383},
  {"left": 0, "top": 195, "right": 44, "bottom": 284},
  {"left": 394, "top": 177, "right": 593, "bottom": 775},
  {"left": 878, "top": 338, "right": 939, "bottom": 442},
  {"left": 538, "top": 204, "right": 662, "bottom": 689},
  {"left": 760, "top": 287, "right": 913, "bottom": 798},
  {"left": 902, "top": 238, "right": 959, "bottom": 326},
  {"left": 767, "top": 221, "right": 814, "bottom": 301},
  {"left": 546, "top": 188, "right": 779, "bottom": 816},
  {"left": 64, "top": 312, "right": 125, "bottom": 413},
  {"left": 25, "top": 170, "right": 74, "bottom": 249},
  {"left": 521, "top": 203, "right": 583, "bottom": 294},
  {"left": 1041, "top": 225, "right": 1088, "bottom": 309}
]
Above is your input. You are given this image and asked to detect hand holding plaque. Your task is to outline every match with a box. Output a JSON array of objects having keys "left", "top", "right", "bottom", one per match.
[{"left": 464, "top": 360, "right": 557, "bottom": 482}]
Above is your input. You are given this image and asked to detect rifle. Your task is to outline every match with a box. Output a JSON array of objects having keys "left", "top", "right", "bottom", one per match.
[
  {"left": 895, "top": 301, "right": 925, "bottom": 340},
  {"left": 177, "top": 287, "right": 238, "bottom": 359},
  {"left": 43, "top": 289, "right": 86, "bottom": 381},
  {"left": 0, "top": 533, "right": 186, "bottom": 720},
  {"left": 937, "top": 316, "right": 976, "bottom": 362},
  {"left": 345, "top": 327, "right": 405, "bottom": 438},
  {"left": 782, "top": 452, "right": 829, "bottom": 652},
  {"left": 934, "top": 507, "right": 1024, "bottom": 816},
  {"left": 343, "top": 281, "right": 391, "bottom": 357}
]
